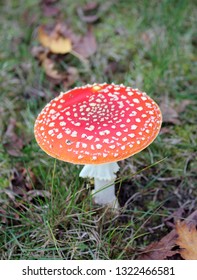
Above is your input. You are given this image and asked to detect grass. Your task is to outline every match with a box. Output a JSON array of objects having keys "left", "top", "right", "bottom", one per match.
[{"left": 0, "top": 0, "right": 196, "bottom": 259}]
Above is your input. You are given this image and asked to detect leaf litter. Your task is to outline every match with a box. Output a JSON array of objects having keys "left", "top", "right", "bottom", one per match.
[
  {"left": 137, "top": 210, "right": 197, "bottom": 260},
  {"left": 76, "top": 1, "right": 113, "bottom": 24},
  {"left": 3, "top": 118, "right": 25, "bottom": 157},
  {"left": 34, "top": 21, "right": 97, "bottom": 88},
  {"left": 0, "top": 167, "right": 50, "bottom": 224}
]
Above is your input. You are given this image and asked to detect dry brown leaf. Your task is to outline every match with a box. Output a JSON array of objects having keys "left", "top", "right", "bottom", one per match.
[
  {"left": 73, "top": 27, "right": 97, "bottom": 58},
  {"left": 42, "top": 57, "right": 67, "bottom": 80},
  {"left": 77, "top": 1, "right": 113, "bottom": 23},
  {"left": 11, "top": 168, "right": 36, "bottom": 195},
  {"left": 160, "top": 99, "right": 192, "bottom": 125},
  {"left": 38, "top": 25, "right": 72, "bottom": 54},
  {"left": 41, "top": 0, "right": 60, "bottom": 17},
  {"left": 31, "top": 45, "right": 49, "bottom": 61},
  {"left": 176, "top": 100, "right": 192, "bottom": 113},
  {"left": 159, "top": 101, "right": 180, "bottom": 125},
  {"left": 77, "top": 2, "right": 100, "bottom": 23},
  {"left": 137, "top": 210, "right": 197, "bottom": 260},
  {"left": 176, "top": 221, "right": 197, "bottom": 260},
  {"left": 41, "top": 56, "right": 78, "bottom": 87},
  {"left": 62, "top": 66, "right": 79, "bottom": 89},
  {"left": 138, "top": 230, "right": 178, "bottom": 260},
  {"left": 3, "top": 118, "right": 25, "bottom": 156}
]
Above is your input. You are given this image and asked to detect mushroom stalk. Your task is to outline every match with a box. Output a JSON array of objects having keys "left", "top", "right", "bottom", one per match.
[{"left": 79, "top": 162, "right": 120, "bottom": 207}]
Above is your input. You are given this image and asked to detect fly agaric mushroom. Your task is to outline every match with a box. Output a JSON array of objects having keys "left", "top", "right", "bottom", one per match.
[{"left": 34, "top": 83, "right": 162, "bottom": 207}]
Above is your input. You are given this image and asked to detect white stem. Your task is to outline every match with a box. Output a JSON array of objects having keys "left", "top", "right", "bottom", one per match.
[
  {"left": 79, "top": 162, "right": 120, "bottom": 207},
  {"left": 93, "top": 178, "right": 117, "bottom": 206}
]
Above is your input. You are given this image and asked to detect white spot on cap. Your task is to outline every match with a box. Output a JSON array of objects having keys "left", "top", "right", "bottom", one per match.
[
  {"left": 96, "top": 144, "right": 102, "bottom": 149},
  {"left": 60, "top": 122, "right": 66, "bottom": 126},
  {"left": 87, "top": 135, "right": 94, "bottom": 140},
  {"left": 129, "top": 111, "right": 137, "bottom": 116},
  {"left": 137, "top": 106, "right": 143, "bottom": 111},
  {"left": 78, "top": 155, "right": 84, "bottom": 159},
  {"left": 109, "top": 145, "right": 116, "bottom": 149},
  {"left": 128, "top": 133, "right": 135, "bottom": 138},
  {"left": 133, "top": 98, "right": 140, "bottom": 103},
  {"left": 131, "top": 125, "right": 137, "bottom": 130},
  {"left": 49, "top": 122, "right": 55, "bottom": 127},
  {"left": 71, "top": 131, "right": 77, "bottom": 137},
  {"left": 99, "top": 130, "right": 110, "bottom": 136},
  {"left": 82, "top": 143, "right": 87, "bottom": 148},
  {"left": 118, "top": 101, "right": 124, "bottom": 108},
  {"left": 85, "top": 125, "right": 95, "bottom": 131},
  {"left": 122, "top": 137, "right": 127, "bottom": 142},
  {"left": 57, "top": 133, "right": 63, "bottom": 139},
  {"left": 103, "top": 139, "right": 110, "bottom": 144},
  {"left": 65, "top": 128, "right": 71, "bottom": 134},
  {"left": 48, "top": 130, "right": 54, "bottom": 135},
  {"left": 116, "top": 132, "right": 122, "bottom": 136},
  {"left": 146, "top": 102, "right": 152, "bottom": 108},
  {"left": 49, "top": 109, "right": 56, "bottom": 114},
  {"left": 136, "top": 118, "right": 141, "bottom": 122},
  {"left": 76, "top": 142, "right": 80, "bottom": 148},
  {"left": 74, "top": 122, "right": 81, "bottom": 126}
]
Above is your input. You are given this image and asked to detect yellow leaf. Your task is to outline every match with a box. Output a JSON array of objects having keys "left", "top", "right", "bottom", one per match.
[
  {"left": 176, "top": 221, "right": 197, "bottom": 260},
  {"left": 38, "top": 25, "right": 72, "bottom": 54}
]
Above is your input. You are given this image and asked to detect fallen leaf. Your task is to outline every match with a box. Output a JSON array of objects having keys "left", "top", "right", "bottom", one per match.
[
  {"left": 62, "top": 66, "right": 79, "bottom": 89},
  {"left": 41, "top": 0, "right": 60, "bottom": 17},
  {"left": 176, "top": 100, "right": 192, "bottom": 113},
  {"left": 3, "top": 118, "right": 24, "bottom": 156},
  {"left": 176, "top": 221, "right": 197, "bottom": 260},
  {"left": 77, "top": 2, "right": 100, "bottom": 23},
  {"left": 42, "top": 57, "right": 67, "bottom": 80},
  {"left": 137, "top": 210, "right": 197, "bottom": 260},
  {"left": 41, "top": 56, "right": 78, "bottom": 87},
  {"left": 160, "top": 101, "right": 180, "bottom": 125},
  {"left": 38, "top": 24, "right": 72, "bottom": 54},
  {"left": 160, "top": 99, "right": 193, "bottom": 125},
  {"left": 73, "top": 27, "right": 97, "bottom": 58},
  {"left": 11, "top": 168, "right": 36, "bottom": 195},
  {"left": 138, "top": 230, "right": 178, "bottom": 260},
  {"left": 77, "top": 1, "right": 113, "bottom": 23},
  {"left": 31, "top": 45, "right": 49, "bottom": 61}
]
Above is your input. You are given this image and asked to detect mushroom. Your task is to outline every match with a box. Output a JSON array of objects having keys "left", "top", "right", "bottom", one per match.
[{"left": 34, "top": 83, "right": 162, "bottom": 208}]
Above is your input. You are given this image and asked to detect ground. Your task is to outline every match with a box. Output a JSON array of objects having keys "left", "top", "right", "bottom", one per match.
[{"left": 0, "top": 0, "right": 196, "bottom": 260}]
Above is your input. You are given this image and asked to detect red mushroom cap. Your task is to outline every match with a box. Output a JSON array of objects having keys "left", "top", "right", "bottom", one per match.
[{"left": 34, "top": 83, "right": 162, "bottom": 164}]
